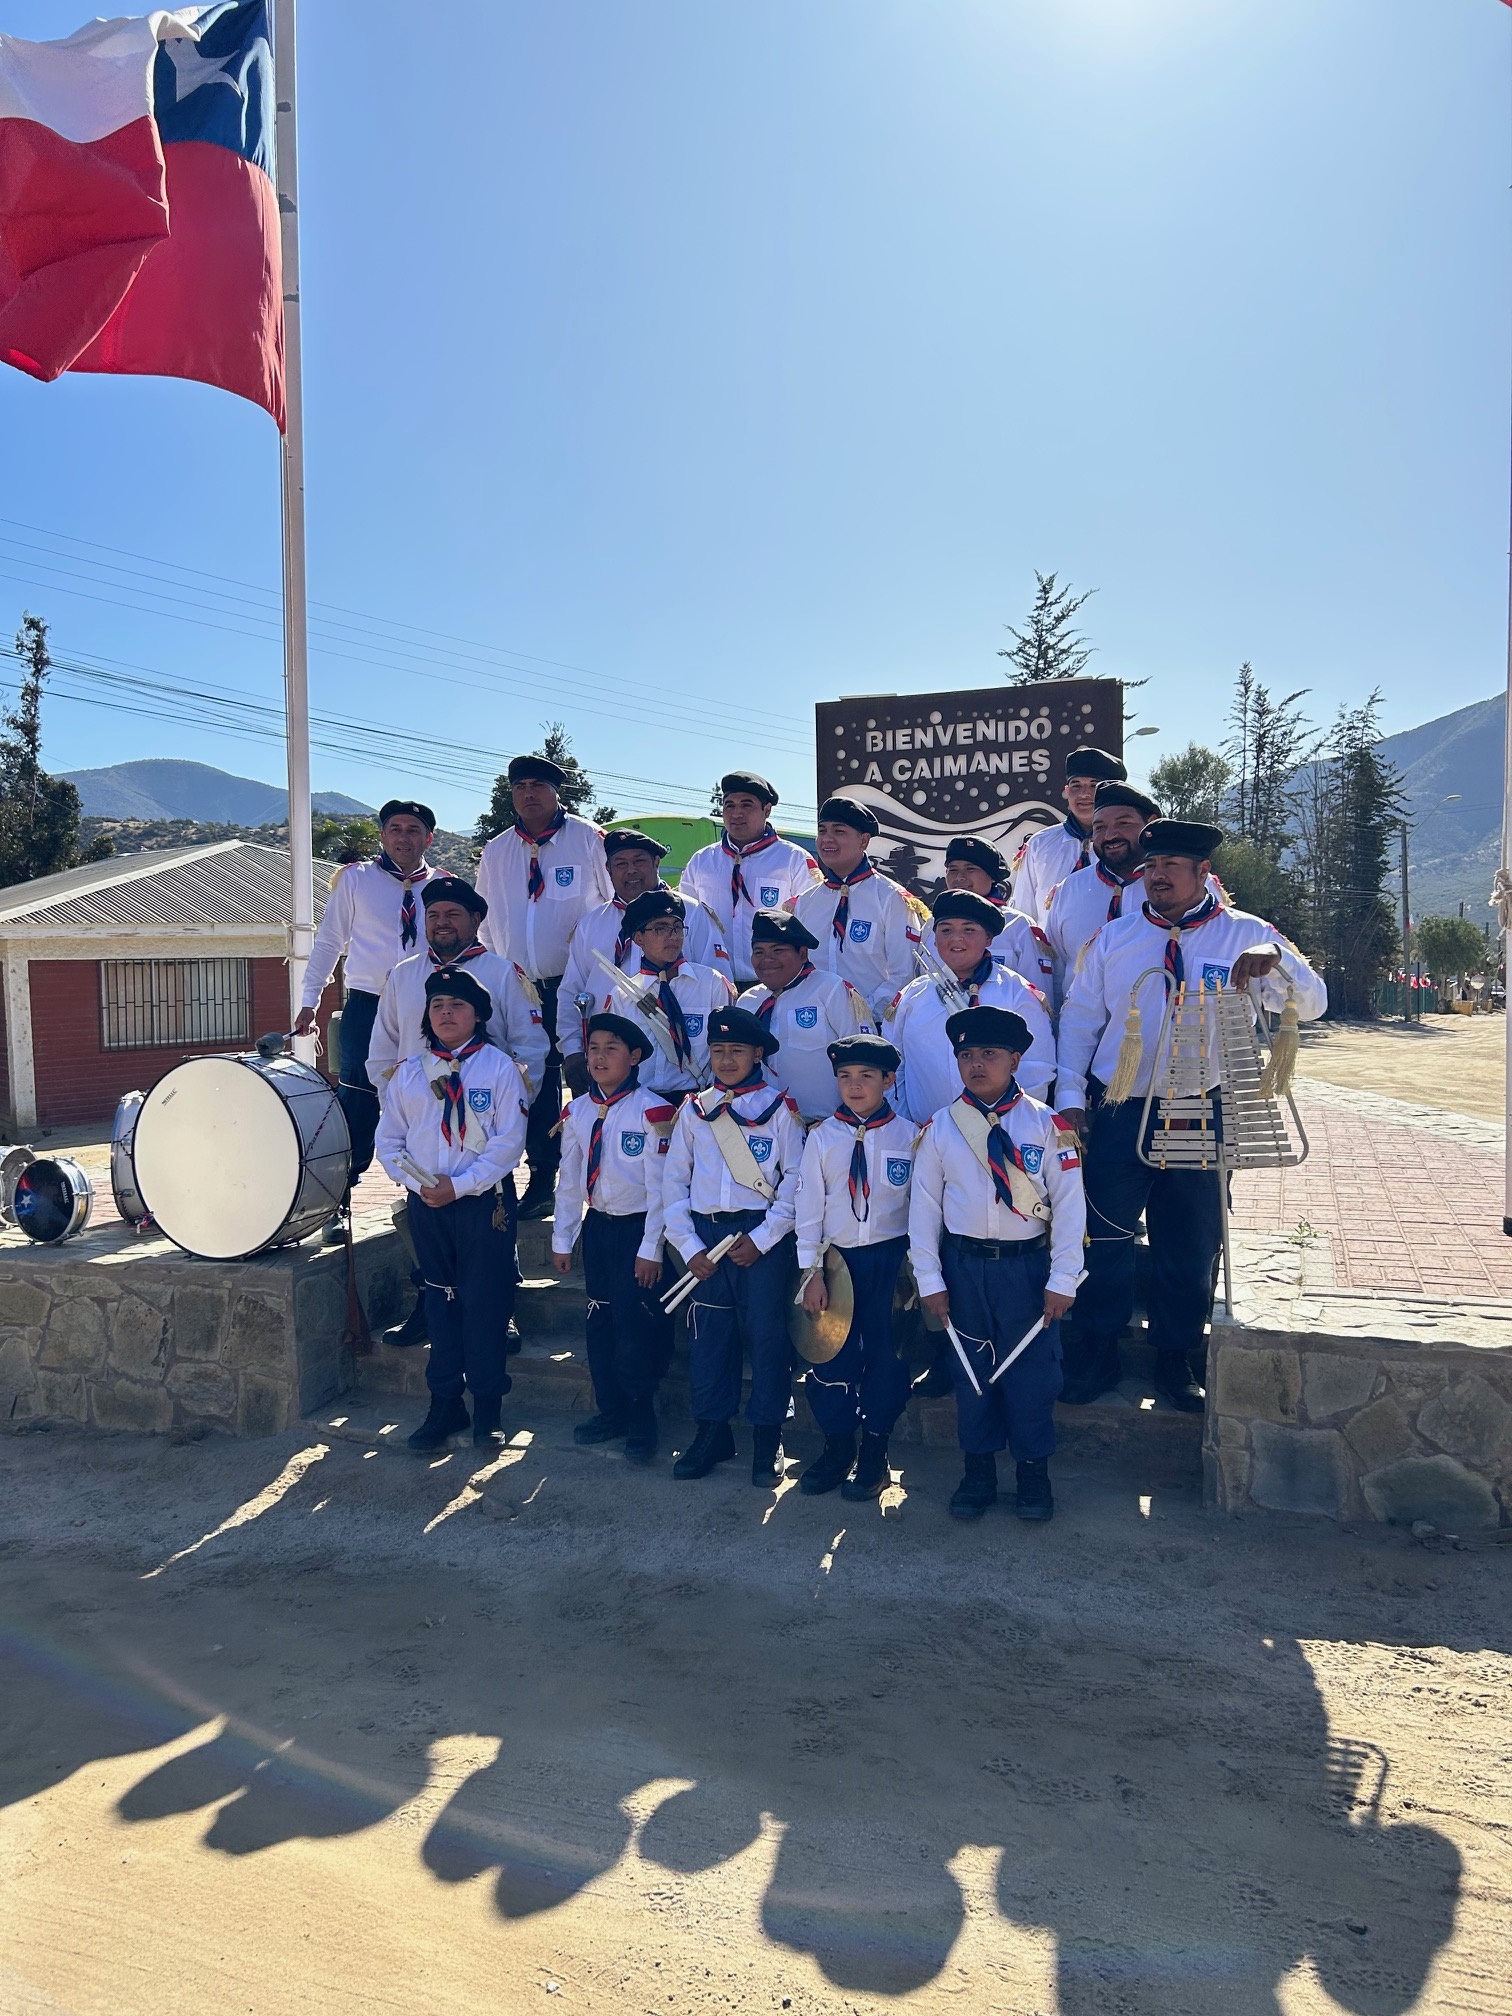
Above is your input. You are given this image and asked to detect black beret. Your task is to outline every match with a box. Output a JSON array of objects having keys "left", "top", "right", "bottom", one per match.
[
  {"left": 421, "top": 874, "right": 487, "bottom": 918},
  {"left": 750, "top": 907, "right": 819, "bottom": 951},
  {"left": 827, "top": 1034, "right": 901, "bottom": 1074},
  {"left": 507, "top": 754, "right": 567, "bottom": 788},
  {"left": 621, "top": 889, "right": 685, "bottom": 937},
  {"left": 1141, "top": 818, "right": 1224, "bottom": 860},
  {"left": 945, "top": 835, "right": 1008, "bottom": 880},
  {"left": 946, "top": 1006, "right": 1033, "bottom": 1055},
  {"left": 379, "top": 798, "right": 436, "bottom": 829},
  {"left": 1094, "top": 782, "right": 1161, "bottom": 821},
  {"left": 1064, "top": 746, "right": 1127, "bottom": 782},
  {"left": 720, "top": 770, "right": 778, "bottom": 806},
  {"left": 603, "top": 827, "right": 668, "bottom": 860},
  {"left": 818, "top": 795, "right": 879, "bottom": 836},
  {"left": 585, "top": 1012, "right": 652, "bottom": 1062},
  {"left": 423, "top": 965, "right": 492, "bottom": 1024},
  {"left": 706, "top": 1004, "right": 779, "bottom": 1057},
  {"left": 931, "top": 888, "right": 1005, "bottom": 937}
]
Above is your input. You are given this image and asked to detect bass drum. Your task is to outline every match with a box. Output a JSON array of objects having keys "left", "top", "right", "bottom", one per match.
[
  {"left": 132, "top": 1053, "right": 351, "bottom": 1261},
  {"left": 111, "top": 1090, "right": 150, "bottom": 1226},
  {"left": 13, "top": 1156, "right": 93, "bottom": 1243}
]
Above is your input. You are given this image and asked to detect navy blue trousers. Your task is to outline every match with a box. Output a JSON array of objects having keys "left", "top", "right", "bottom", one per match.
[
  {"left": 337, "top": 987, "right": 380, "bottom": 1184},
  {"left": 408, "top": 1187, "right": 518, "bottom": 1402},
  {"left": 582, "top": 1208, "right": 676, "bottom": 1416},
  {"left": 523, "top": 975, "right": 563, "bottom": 1187},
  {"left": 686, "top": 1209, "right": 796, "bottom": 1428},
  {"left": 1076, "top": 1092, "right": 1224, "bottom": 1361},
  {"left": 804, "top": 1236, "right": 911, "bottom": 1439},
  {"left": 940, "top": 1234, "right": 1061, "bottom": 1458}
]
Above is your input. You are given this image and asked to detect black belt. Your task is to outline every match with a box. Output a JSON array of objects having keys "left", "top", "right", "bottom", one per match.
[
  {"left": 945, "top": 1231, "right": 1046, "bottom": 1261},
  {"left": 698, "top": 1208, "right": 767, "bottom": 1229}
]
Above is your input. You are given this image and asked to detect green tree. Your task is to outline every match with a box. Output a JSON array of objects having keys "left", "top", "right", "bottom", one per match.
[
  {"left": 998, "top": 571, "right": 1097, "bottom": 683},
  {"left": 0, "top": 615, "right": 105, "bottom": 887},
  {"left": 1414, "top": 914, "right": 1487, "bottom": 980},
  {"left": 1306, "top": 694, "right": 1403, "bottom": 1017},
  {"left": 312, "top": 813, "right": 379, "bottom": 863},
  {"left": 1223, "top": 662, "right": 1316, "bottom": 855},
  {"left": 1211, "top": 836, "right": 1306, "bottom": 942},
  {"left": 1149, "top": 743, "right": 1232, "bottom": 824},
  {"left": 475, "top": 724, "right": 615, "bottom": 850}
]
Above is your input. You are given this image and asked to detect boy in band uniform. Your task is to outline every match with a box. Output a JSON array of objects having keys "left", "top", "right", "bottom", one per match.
[
  {"left": 794, "top": 1034, "right": 916, "bottom": 1501},
  {"left": 559, "top": 828, "right": 731, "bottom": 1092},
  {"left": 737, "top": 909, "right": 875, "bottom": 1123},
  {"left": 661, "top": 1006, "right": 805, "bottom": 1486},
  {"left": 1011, "top": 746, "right": 1128, "bottom": 925},
  {"left": 680, "top": 770, "right": 821, "bottom": 986},
  {"left": 596, "top": 890, "right": 735, "bottom": 1097},
  {"left": 919, "top": 836, "right": 1054, "bottom": 996},
  {"left": 908, "top": 1006, "right": 1086, "bottom": 1522},
  {"left": 375, "top": 968, "right": 530, "bottom": 1452},
  {"left": 551, "top": 1013, "right": 677, "bottom": 1466},
  {"left": 793, "top": 795, "right": 920, "bottom": 1021}
]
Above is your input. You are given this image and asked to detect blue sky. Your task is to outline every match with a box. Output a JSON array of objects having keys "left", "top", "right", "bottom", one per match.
[{"left": 1, "top": 0, "right": 1508, "bottom": 831}]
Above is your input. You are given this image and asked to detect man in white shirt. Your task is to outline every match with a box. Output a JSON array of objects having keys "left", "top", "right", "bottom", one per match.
[
  {"left": 1057, "top": 818, "right": 1327, "bottom": 1411},
  {"left": 918, "top": 835, "right": 1054, "bottom": 997},
  {"left": 294, "top": 797, "right": 439, "bottom": 1239},
  {"left": 679, "top": 769, "right": 821, "bottom": 985},
  {"left": 1042, "top": 784, "right": 1159, "bottom": 1011},
  {"left": 1011, "top": 746, "right": 1127, "bottom": 924},
  {"left": 476, "top": 753, "right": 613, "bottom": 1217},
  {"left": 737, "top": 909, "right": 875, "bottom": 1122},
  {"left": 793, "top": 795, "right": 920, "bottom": 1022},
  {"left": 559, "top": 827, "right": 731, "bottom": 1095}
]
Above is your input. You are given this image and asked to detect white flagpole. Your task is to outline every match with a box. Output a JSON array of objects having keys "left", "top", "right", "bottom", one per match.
[
  {"left": 1502, "top": 446, "right": 1512, "bottom": 1235},
  {"left": 273, "top": 0, "right": 315, "bottom": 1062}
]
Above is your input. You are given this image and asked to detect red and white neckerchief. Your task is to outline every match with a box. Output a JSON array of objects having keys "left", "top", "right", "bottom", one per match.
[
  {"left": 375, "top": 851, "right": 431, "bottom": 950},
  {"left": 514, "top": 807, "right": 568, "bottom": 901},
  {"left": 1143, "top": 893, "right": 1224, "bottom": 989},
  {"left": 723, "top": 825, "right": 781, "bottom": 910},
  {"left": 1095, "top": 860, "right": 1144, "bottom": 921},
  {"left": 834, "top": 1099, "right": 896, "bottom": 1221},
  {"left": 958, "top": 1082, "right": 1025, "bottom": 1213},
  {"left": 637, "top": 959, "right": 693, "bottom": 1070},
  {"left": 428, "top": 941, "right": 487, "bottom": 969},
  {"left": 755, "top": 960, "right": 816, "bottom": 1022},
  {"left": 586, "top": 1070, "right": 640, "bottom": 1200},
  {"left": 428, "top": 1035, "right": 488, "bottom": 1145},
  {"left": 1061, "top": 814, "right": 1093, "bottom": 872},
  {"left": 823, "top": 863, "right": 874, "bottom": 941}
]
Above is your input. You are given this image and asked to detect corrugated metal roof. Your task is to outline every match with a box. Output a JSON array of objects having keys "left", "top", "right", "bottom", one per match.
[{"left": 0, "top": 843, "right": 338, "bottom": 933}]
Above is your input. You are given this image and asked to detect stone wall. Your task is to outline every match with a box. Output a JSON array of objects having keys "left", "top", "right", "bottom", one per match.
[{"left": 1206, "top": 1290, "right": 1512, "bottom": 1532}]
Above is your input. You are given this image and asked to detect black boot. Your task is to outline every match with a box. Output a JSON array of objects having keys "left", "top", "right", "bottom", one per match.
[
  {"left": 471, "top": 1393, "right": 504, "bottom": 1446},
  {"left": 573, "top": 1412, "right": 627, "bottom": 1446},
  {"left": 382, "top": 1293, "right": 428, "bottom": 1349},
  {"left": 842, "top": 1432, "right": 891, "bottom": 1502},
  {"left": 516, "top": 1176, "right": 555, "bottom": 1222},
  {"left": 1015, "top": 1457, "right": 1054, "bottom": 1521},
  {"left": 1060, "top": 1334, "right": 1121, "bottom": 1405},
  {"left": 673, "top": 1421, "right": 736, "bottom": 1480},
  {"left": 800, "top": 1433, "right": 856, "bottom": 1496},
  {"left": 623, "top": 1396, "right": 658, "bottom": 1466},
  {"left": 1154, "top": 1351, "right": 1205, "bottom": 1413},
  {"left": 949, "top": 1451, "right": 998, "bottom": 1521},
  {"left": 408, "top": 1394, "right": 469, "bottom": 1452},
  {"left": 751, "top": 1425, "right": 784, "bottom": 1487}
]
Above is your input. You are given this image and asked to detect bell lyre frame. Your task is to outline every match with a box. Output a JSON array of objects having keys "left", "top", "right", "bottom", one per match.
[{"left": 1135, "top": 977, "right": 1309, "bottom": 1319}]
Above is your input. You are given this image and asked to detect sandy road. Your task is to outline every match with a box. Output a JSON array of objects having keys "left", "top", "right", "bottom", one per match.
[
  {"left": 1, "top": 1413, "right": 1508, "bottom": 2016},
  {"left": 1295, "top": 1014, "right": 1504, "bottom": 1125}
]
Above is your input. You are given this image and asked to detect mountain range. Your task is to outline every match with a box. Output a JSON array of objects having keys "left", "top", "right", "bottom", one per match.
[
  {"left": 63, "top": 759, "right": 372, "bottom": 825},
  {"left": 1377, "top": 695, "right": 1502, "bottom": 924}
]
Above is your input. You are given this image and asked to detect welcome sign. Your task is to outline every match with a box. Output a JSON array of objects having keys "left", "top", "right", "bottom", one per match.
[{"left": 815, "top": 678, "right": 1123, "bottom": 898}]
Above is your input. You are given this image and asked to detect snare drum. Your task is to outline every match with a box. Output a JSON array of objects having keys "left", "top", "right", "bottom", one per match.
[
  {"left": 111, "top": 1090, "right": 150, "bottom": 1226},
  {"left": 13, "top": 1156, "right": 93, "bottom": 1243},
  {"left": 132, "top": 1053, "right": 351, "bottom": 1261}
]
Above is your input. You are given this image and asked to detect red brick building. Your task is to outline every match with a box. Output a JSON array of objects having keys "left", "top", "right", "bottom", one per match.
[{"left": 0, "top": 843, "right": 342, "bottom": 1131}]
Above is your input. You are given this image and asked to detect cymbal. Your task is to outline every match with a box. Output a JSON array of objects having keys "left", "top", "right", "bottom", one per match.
[{"left": 788, "top": 1245, "right": 854, "bottom": 1364}]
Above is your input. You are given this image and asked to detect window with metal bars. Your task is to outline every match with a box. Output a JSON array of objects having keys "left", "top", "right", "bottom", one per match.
[{"left": 99, "top": 958, "right": 250, "bottom": 1052}]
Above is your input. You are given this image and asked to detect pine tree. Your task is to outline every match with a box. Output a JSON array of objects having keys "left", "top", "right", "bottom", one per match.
[
  {"left": 1223, "top": 663, "right": 1315, "bottom": 855},
  {"left": 1307, "top": 694, "right": 1402, "bottom": 1016},
  {"left": 0, "top": 615, "right": 104, "bottom": 887},
  {"left": 998, "top": 572, "right": 1097, "bottom": 683},
  {"left": 474, "top": 724, "right": 615, "bottom": 850}
]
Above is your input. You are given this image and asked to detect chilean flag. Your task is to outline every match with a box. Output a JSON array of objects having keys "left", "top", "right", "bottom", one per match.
[{"left": 0, "top": 3, "right": 283, "bottom": 428}]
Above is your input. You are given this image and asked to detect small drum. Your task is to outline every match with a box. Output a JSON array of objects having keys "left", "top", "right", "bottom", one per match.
[
  {"left": 132, "top": 1053, "right": 351, "bottom": 1261},
  {"left": 13, "top": 1156, "right": 93, "bottom": 1244},
  {"left": 111, "top": 1090, "right": 151, "bottom": 1227},
  {"left": 0, "top": 1145, "right": 36, "bottom": 1226}
]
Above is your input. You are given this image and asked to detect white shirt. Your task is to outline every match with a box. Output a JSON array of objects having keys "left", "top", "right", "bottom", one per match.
[
  {"left": 890, "top": 964, "right": 1057, "bottom": 1122},
  {"left": 1057, "top": 901, "right": 1329, "bottom": 1109},
  {"left": 300, "top": 856, "right": 440, "bottom": 1006},
  {"left": 374, "top": 1045, "right": 530, "bottom": 1199},
  {"left": 1042, "top": 862, "right": 1146, "bottom": 1012},
  {"left": 551, "top": 1079, "right": 676, "bottom": 1262},
  {"left": 557, "top": 892, "right": 732, "bottom": 1060},
  {"left": 735, "top": 966, "right": 874, "bottom": 1122},
  {"left": 795, "top": 1107, "right": 917, "bottom": 1265},
  {"left": 679, "top": 829, "right": 822, "bottom": 983},
  {"left": 1011, "top": 820, "right": 1092, "bottom": 924},
  {"left": 591, "top": 959, "right": 736, "bottom": 1096},
  {"left": 662, "top": 1079, "right": 806, "bottom": 1259},
  {"left": 476, "top": 813, "right": 613, "bottom": 980},
  {"left": 367, "top": 947, "right": 550, "bottom": 1104},
  {"left": 793, "top": 867, "right": 921, "bottom": 1021},
  {"left": 921, "top": 907, "right": 1053, "bottom": 996},
  {"left": 908, "top": 1091, "right": 1087, "bottom": 1299}
]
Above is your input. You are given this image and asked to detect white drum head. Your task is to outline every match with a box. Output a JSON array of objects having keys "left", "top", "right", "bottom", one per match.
[{"left": 134, "top": 1058, "right": 305, "bottom": 1259}]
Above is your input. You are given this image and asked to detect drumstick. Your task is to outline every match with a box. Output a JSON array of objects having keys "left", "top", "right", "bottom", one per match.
[
  {"left": 398, "top": 1150, "right": 440, "bottom": 1191},
  {"left": 987, "top": 1269, "right": 1089, "bottom": 1385},
  {"left": 661, "top": 1233, "right": 737, "bottom": 1311},
  {"left": 944, "top": 1319, "right": 983, "bottom": 1398}
]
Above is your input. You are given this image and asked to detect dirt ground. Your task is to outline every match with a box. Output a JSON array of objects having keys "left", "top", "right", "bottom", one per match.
[
  {"left": 1295, "top": 1013, "right": 1505, "bottom": 1124},
  {"left": 1, "top": 1414, "right": 1508, "bottom": 2016}
]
